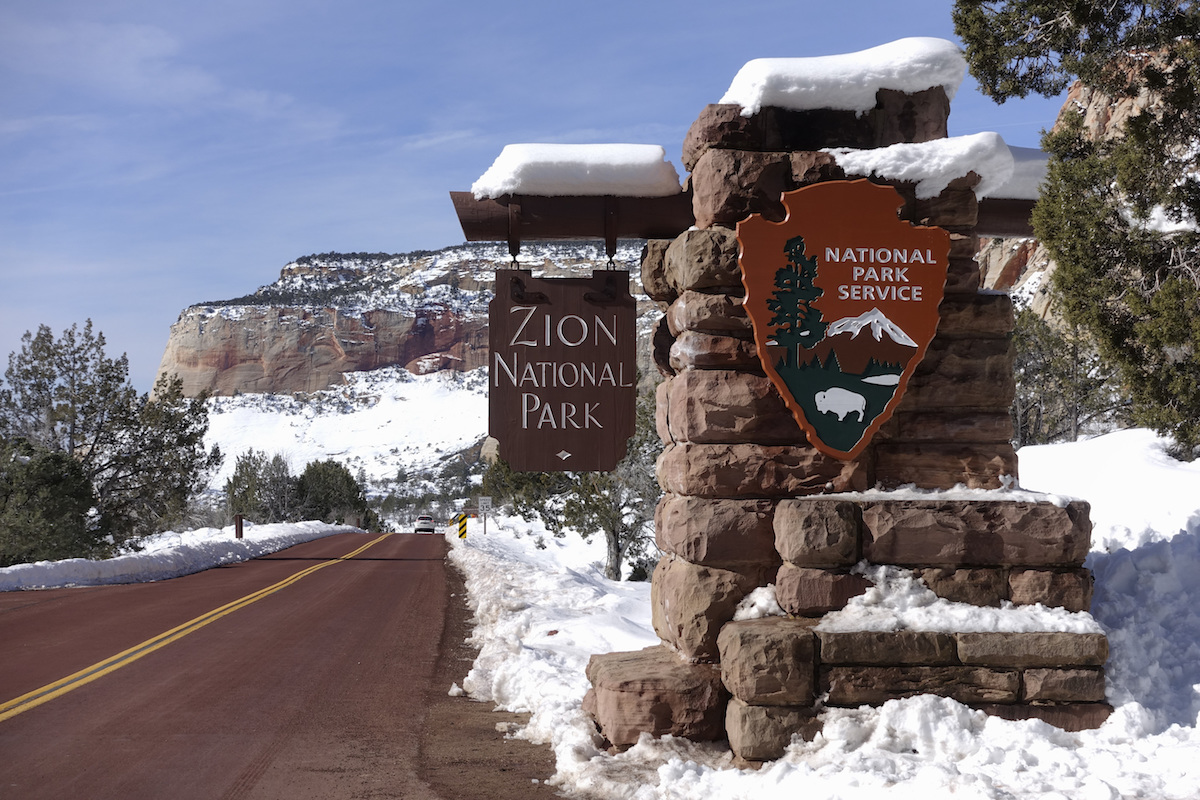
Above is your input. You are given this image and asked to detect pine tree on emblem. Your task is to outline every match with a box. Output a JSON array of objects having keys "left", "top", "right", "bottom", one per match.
[{"left": 767, "top": 236, "right": 827, "bottom": 364}]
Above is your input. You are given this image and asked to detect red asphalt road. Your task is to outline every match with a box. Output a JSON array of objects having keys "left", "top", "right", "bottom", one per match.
[{"left": 0, "top": 532, "right": 452, "bottom": 799}]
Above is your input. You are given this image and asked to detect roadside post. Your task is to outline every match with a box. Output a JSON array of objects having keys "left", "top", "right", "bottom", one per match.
[{"left": 478, "top": 496, "right": 492, "bottom": 535}]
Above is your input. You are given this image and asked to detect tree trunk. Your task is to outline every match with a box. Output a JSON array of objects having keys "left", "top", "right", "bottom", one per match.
[{"left": 604, "top": 527, "right": 622, "bottom": 581}]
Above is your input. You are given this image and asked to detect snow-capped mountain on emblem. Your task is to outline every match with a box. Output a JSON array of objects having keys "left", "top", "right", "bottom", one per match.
[
  {"left": 738, "top": 180, "right": 950, "bottom": 460},
  {"left": 825, "top": 308, "right": 918, "bottom": 346}
]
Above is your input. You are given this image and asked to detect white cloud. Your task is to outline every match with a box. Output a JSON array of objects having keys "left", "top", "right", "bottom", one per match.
[{"left": 0, "top": 16, "right": 301, "bottom": 120}]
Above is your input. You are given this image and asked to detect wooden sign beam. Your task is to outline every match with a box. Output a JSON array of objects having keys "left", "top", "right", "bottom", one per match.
[
  {"left": 449, "top": 191, "right": 695, "bottom": 253},
  {"left": 452, "top": 191, "right": 1033, "bottom": 246}
]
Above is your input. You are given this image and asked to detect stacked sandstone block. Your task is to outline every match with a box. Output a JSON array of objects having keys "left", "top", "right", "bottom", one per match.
[
  {"left": 583, "top": 87, "right": 1111, "bottom": 760},
  {"left": 721, "top": 622, "right": 1109, "bottom": 761}
]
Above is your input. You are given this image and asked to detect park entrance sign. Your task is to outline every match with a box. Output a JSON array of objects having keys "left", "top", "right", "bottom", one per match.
[
  {"left": 738, "top": 180, "right": 950, "bottom": 459},
  {"left": 488, "top": 269, "right": 637, "bottom": 472}
]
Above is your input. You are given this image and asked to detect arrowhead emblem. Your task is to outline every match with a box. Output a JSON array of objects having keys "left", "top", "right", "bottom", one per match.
[{"left": 738, "top": 180, "right": 950, "bottom": 460}]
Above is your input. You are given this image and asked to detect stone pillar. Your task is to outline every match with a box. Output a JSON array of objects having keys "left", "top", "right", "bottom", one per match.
[{"left": 585, "top": 88, "right": 1109, "bottom": 759}]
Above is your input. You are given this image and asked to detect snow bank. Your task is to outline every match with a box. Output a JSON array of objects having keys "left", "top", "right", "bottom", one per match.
[
  {"left": 445, "top": 429, "right": 1200, "bottom": 798},
  {"left": 1020, "top": 428, "right": 1200, "bottom": 553},
  {"left": 0, "top": 522, "right": 352, "bottom": 591},
  {"left": 470, "top": 143, "right": 682, "bottom": 200},
  {"left": 719, "top": 37, "right": 966, "bottom": 116},
  {"left": 1021, "top": 428, "right": 1200, "bottom": 731}
]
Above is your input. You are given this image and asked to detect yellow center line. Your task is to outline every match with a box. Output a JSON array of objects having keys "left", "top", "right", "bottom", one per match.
[{"left": 0, "top": 533, "right": 392, "bottom": 723}]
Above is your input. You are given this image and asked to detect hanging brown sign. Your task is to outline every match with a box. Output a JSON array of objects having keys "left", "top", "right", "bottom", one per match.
[
  {"left": 738, "top": 180, "right": 950, "bottom": 460},
  {"left": 489, "top": 269, "right": 637, "bottom": 472}
]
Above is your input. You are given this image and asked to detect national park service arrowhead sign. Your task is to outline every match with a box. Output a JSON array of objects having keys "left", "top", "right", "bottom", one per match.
[{"left": 738, "top": 180, "right": 950, "bottom": 460}]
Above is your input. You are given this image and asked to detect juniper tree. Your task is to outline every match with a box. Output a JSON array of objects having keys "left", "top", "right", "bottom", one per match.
[
  {"left": 226, "top": 448, "right": 298, "bottom": 523},
  {"left": 954, "top": 0, "right": 1200, "bottom": 456},
  {"left": 1011, "top": 308, "right": 1127, "bottom": 446},
  {"left": 296, "top": 459, "right": 374, "bottom": 527},
  {"left": 0, "top": 321, "right": 221, "bottom": 551},
  {"left": 482, "top": 385, "right": 661, "bottom": 580},
  {"left": 0, "top": 441, "right": 98, "bottom": 567},
  {"left": 560, "top": 388, "right": 660, "bottom": 581}
]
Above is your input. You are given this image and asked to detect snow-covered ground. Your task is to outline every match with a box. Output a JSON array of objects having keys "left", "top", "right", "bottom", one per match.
[
  {"left": 5, "top": 426, "right": 1197, "bottom": 798},
  {"left": 205, "top": 366, "right": 489, "bottom": 486},
  {"left": 452, "top": 428, "right": 1200, "bottom": 799}
]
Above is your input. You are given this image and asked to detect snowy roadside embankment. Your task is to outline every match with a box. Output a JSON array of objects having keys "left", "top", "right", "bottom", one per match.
[
  {"left": 0, "top": 521, "right": 354, "bottom": 591},
  {"left": 447, "top": 429, "right": 1200, "bottom": 799},
  {"left": 445, "top": 516, "right": 656, "bottom": 783}
]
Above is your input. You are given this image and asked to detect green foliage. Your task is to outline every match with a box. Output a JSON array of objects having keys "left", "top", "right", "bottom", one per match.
[
  {"left": 953, "top": 1, "right": 1199, "bottom": 101},
  {"left": 957, "top": 1, "right": 1200, "bottom": 456},
  {"left": 1011, "top": 308, "right": 1128, "bottom": 446},
  {"left": 0, "top": 441, "right": 99, "bottom": 567},
  {"left": 225, "top": 449, "right": 299, "bottom": 523},
  {"left": 224, "top": 451, "right": 380, "bottom": 529},
  {"left": 482, "top": 386, "right": 661, "bottom": 580},
  {"left": 113, "top": 374, "right": 223, "bottom": 538},
  {"left": 0, "top": 322, "right": 222, "bottom": 557},
  {"left": 561, "top": 388, "right": 661, "bottom": 580},
  {"left": 481, "top": 458, "right": 573, "bottom": 536},
  {"left": 296, "top": 459, "right": 376, "bottom": 527}
]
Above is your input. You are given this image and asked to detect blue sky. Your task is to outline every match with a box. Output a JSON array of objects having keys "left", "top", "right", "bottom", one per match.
[{"left": 0, "top": 0, "right": 1065, "bottom": 390}]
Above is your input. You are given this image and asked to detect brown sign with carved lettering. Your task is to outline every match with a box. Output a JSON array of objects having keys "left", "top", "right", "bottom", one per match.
[
  {"left": 489, "top": 269, "right": 637, "bottom": 472},
  {"left": 738, "top": 180, "right": 950, "bottom": 460}
]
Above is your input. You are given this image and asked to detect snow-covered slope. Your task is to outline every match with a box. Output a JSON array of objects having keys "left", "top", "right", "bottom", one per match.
[{"left": 204, "top": 366, "right": 488, "bottom": 488}]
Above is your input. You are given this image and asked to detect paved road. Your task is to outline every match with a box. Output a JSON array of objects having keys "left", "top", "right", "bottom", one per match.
[{"left": 0, "top": 532, "right": 557, "bottom": 799}]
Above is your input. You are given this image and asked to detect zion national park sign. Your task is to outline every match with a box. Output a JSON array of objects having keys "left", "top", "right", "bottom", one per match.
[{"left": 738, "top": 180, "right": 950, "bottom": 460}]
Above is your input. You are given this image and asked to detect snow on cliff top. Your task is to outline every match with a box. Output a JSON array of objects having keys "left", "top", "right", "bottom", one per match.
[
  {"left": 470, "top": 143, "right": 682, "bottom": 200},
  {"left": 719, "top": 37, "right": 967, "bottom": 116}
]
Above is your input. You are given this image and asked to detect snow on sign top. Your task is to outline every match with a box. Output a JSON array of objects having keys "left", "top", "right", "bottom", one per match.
[
  {"left": 824, "top": 132, "right": 1017, "bottom": 199},
  {"left": 470, "top": 143, "right": 682, "bottom": 200},
  {"left": 986, "top": 145, "right": 1048, "bottom": 200},
  {"left": 719, "top": 37, "right": 967, "bottom": 116}
]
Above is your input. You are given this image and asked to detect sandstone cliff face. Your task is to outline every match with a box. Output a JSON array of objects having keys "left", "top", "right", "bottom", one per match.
[
  {"left": 157, "top": 242, "right": 651, "bottom": 397},
  {"left": 157, "top": 306, "right": 489, "bottom": 396},
  {"left": 976, "top": 237, "right": 1055, "bottom": 315}
]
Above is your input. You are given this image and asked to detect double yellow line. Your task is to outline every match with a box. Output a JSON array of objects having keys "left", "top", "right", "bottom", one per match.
[{"left": 0, "top": 533, "right": 391, "bottom": 723}]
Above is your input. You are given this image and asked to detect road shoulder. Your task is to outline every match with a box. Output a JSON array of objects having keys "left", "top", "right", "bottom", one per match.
[{"left": 418, "top": 546, "right": 561, "bottom": 798}]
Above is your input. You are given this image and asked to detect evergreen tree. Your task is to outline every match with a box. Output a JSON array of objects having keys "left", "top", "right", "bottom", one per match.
[
  {"left": 482, "top": 385, "right": 661, "bottom": 580},
  {"left": 0, "top": 441, "right": 99, "bottom": 567},
  {"left": 955, "top": 1, "right": 1200, "bottom": 456},
  {"left": 560, "top": 388, "right": 661, "bottom": 581},
  {"left": 260, "top": 454, "right": 299, "bottom": 523},
  {"left": 0, "top": 322, "right": 221, "bottom": 549},
  {"left": 1011, "top": 308, "right": 1127, "bottom": 446},
  {"left": 226, "top": 448, "right": 268, "bottom": 520},
  {"left": 768, "top": 236, "right": 827, "bottom": 360},
  {"left": 481, "top": 459, "right": 573, "bottom": 536},
  {"left": 296, "top": 459, "right": 374, "bottom": 527}
]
